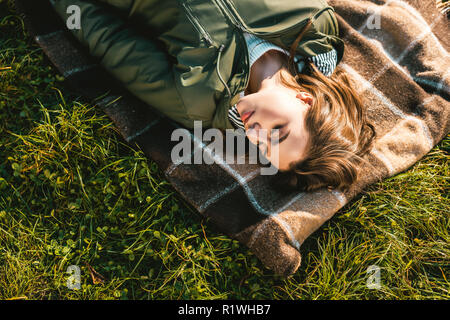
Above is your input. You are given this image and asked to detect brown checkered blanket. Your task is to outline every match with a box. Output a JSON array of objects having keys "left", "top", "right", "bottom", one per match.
[{"left": 15, "top": 0, "right": 449, "bottom": 275}]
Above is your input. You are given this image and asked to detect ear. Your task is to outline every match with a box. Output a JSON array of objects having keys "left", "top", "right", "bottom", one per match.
[{"left": 296, "top": 91, "right": 313, "bottom": 106}]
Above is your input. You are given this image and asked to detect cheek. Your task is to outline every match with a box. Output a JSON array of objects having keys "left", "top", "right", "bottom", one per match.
[
  {"left": 258, "top": 104, "right": 286, "bottom": 120},
  {"left": 267, "top": 96, "right": 299, "bottom": 118},
  {"left": 273, "top": 135, "right": 306, "bottom": 169},
  {"left": 283, "top": 99, "right": 303, "bottom": 117}
]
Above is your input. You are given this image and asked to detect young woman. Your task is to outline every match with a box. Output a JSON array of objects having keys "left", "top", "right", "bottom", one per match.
[{"left": 51, "top": 0, "right": 376, "bottom": 192}]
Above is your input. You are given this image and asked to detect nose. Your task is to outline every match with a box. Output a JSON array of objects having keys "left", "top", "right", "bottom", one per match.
[
  {"left": 248, "top": 121, "right": 261, "bottom": 130},
  {"left": 246, "top": 122, "right": 270, "bottom": 154},
  {"left": 246, "top": 122, "right": 262, "bottom": 142}
]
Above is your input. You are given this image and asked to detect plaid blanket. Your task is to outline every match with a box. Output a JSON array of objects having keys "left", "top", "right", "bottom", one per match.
[{"left": 15, "top": 0, "right": 449, "bottom": 275}]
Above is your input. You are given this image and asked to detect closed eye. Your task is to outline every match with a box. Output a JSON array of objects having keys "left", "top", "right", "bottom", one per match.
[{"left": 271, "top": 124, "right": 289, "bottom": 145}]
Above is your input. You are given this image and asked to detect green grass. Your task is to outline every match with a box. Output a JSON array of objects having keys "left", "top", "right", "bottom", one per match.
[{"left": 0, "top": 1, "right": 448, "bottom": 300}]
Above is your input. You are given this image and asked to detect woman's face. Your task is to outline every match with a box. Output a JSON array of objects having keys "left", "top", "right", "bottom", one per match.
[{"left": 236, "top": 85, "right": 313, "bottom": 171}]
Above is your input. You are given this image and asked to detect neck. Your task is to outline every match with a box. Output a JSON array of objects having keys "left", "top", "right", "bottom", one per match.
[{"left": 246, "top": 50, "right": 287, "bottom": 94}]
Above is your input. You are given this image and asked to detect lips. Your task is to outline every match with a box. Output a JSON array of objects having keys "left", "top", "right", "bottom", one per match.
[{"left": 240, "top": 110, "right": 254, "bottom": 124}]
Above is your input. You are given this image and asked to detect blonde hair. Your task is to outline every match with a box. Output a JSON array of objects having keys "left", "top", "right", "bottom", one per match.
[{"left": 274, "top": 60, "right": 377, "bottom": 192}]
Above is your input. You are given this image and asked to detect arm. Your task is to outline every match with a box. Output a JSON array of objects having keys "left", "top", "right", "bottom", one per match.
[{"left": 51, "top": 0, "right": 192, "bottom": 126}]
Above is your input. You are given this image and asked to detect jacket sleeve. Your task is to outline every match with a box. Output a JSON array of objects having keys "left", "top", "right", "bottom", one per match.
[
  {"left": 299, "top": 6, "right": 344, "bottom": 65},
  {"left": 51, "top": 0, "right": 192, "bottom": 126}
]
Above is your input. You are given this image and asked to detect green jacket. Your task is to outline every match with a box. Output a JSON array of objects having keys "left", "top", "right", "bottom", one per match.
[{"left": 52, "top": 0, "right": 344, "bottom": 129}]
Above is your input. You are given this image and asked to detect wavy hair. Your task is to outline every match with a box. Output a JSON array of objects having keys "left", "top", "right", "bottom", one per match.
[{"left": 273, "top": 59, "right": 377, "bottom": 192}]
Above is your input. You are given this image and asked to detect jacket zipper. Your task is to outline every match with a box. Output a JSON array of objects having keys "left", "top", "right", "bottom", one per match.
[
  {"left": 217, "top": 0, "right": 334, "bottom": 38},
  {"left": 181, "top": 1, "right": 335, "bottom": 106},
  {"left": 181, "top": 2, "right": 214, "bottom": 46},
  {"left": 216, "top": 0, "right": 335, "bottom": 91},
  {"left": 180, "top": 1, "right": 233, "bottom": 97},
  {"left": 216, "top": 44, "right": 232, "bottom": 97},
  {"left": 212, "top": 0, "right": 246, "bottom": 33},
  {"left": 211, "top": 0, "right": 250, "bottom": 94}
]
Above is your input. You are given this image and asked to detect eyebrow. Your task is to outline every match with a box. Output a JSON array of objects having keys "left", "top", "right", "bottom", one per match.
[{"left": 272, "top": 129, "right": 291, "bottom": 146}]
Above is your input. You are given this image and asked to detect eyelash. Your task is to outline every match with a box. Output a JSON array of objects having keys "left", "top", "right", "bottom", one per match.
[
  {"left": 271, "top": 125, "right": 285, "bottom": 140},
  {"left": 255, "top": 124, "right": 286, "bottom": 155}
]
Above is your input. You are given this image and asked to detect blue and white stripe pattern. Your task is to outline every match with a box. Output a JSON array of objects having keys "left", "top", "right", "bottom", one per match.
[
  {"left": 228, "top": 33, "right": 338, "bottom": 130},
  {"left": 310, "top": 49, "right": 337, "bottom": 77}
]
